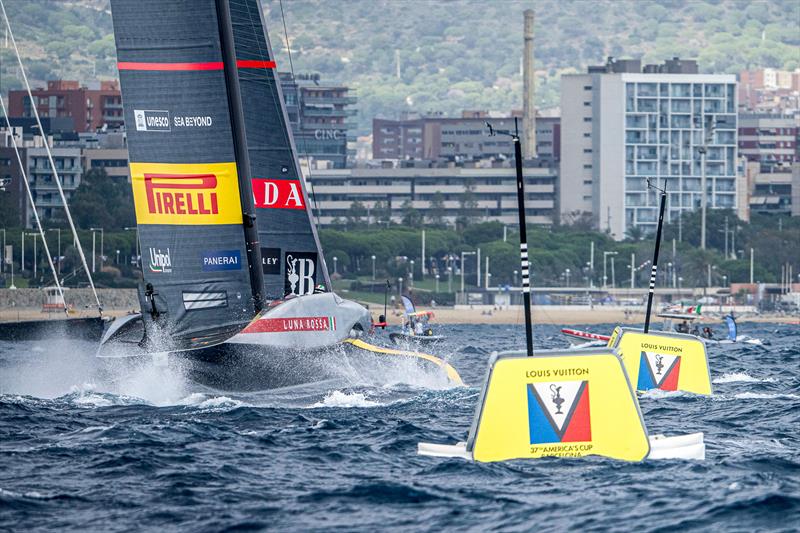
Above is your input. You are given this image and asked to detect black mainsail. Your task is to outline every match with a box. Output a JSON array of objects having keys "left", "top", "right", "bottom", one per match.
[
  {"left": 228, "top": 0, "right": 332, "bottom": 300},
  {"left": 110, "top": 0, "right": 265, "bottom": 348}
]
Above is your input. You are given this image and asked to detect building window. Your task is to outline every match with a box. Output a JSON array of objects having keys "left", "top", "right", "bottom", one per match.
[
  {"left": 583, "top": 102, "right": 591, "bottom": 106},
  {"left": 583, "top": 149, "right": 592, "bottom": 153},
  {"left": 583, "top": 132, "right": 591, "bottom": 137},
  {"left": 583, "top": 180, "right": 592, "bottom": 185},
  {"left": 583, "top": 117, "right": 592, "bottom": 122},
  {"left": 583, "top": 164, "right": 592, "bottom": 169},
  {"left": 583, "top": 85, "right": 592, "bottom": 90}
]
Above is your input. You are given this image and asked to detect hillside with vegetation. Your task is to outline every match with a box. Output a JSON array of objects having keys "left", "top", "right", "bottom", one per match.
[{"left": 0, "top": 0, "right": 798, "bottom": 132}]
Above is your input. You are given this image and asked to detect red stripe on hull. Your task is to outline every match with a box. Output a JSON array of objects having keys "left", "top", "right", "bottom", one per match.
[
  {"left": 561, "top": 328, "right": 611, "bottom": 342},
  {"left": 241, "top": 316, "right": 334, "bottom": 333}
]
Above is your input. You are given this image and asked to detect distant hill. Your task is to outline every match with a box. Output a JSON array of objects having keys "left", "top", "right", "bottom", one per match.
[{"left": 1, "top": 0, "right": 798, "bottom": 132}]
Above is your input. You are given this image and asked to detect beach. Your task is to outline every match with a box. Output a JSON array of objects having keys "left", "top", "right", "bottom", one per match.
[{"left": 379, "top": 305, "right": 798, "bottom": 326}]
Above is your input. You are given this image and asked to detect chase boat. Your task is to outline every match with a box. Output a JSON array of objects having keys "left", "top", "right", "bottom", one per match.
[{"left": 388, "top": 296, "right": 445, "bottom": 345}]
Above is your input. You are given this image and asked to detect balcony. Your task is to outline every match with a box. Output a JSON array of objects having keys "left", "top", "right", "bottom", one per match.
[
  {"left": 301, "top": 121, "right": 358, "bottom": 130},
  {"left": 303, "top": 107, "right": 357, "bottom": 117},
  {"left": 303, "top": 96, "right": 356, "bottom": 106}
]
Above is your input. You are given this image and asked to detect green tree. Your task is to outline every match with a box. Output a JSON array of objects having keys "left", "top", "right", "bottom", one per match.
[
  {"left": 426, "top": 191, "right": 447, "bottom": 227},
  {"left": 373, "top": 200, "right": 393, "bottom": 227},
  {"left": 456, "top": 178, "right": 478, "bottom": 229},
  {"left": 401, "top": 199, "right": 423, "bottom": 228},
  {"left": 346, "top": 200, "right": 367, "bottom": 229},
  {"left": 71, "top": 168, "right": 135, "bottom": 230},
  {"left": 624, "top": 225, "right": 646, "bottom": 242}
]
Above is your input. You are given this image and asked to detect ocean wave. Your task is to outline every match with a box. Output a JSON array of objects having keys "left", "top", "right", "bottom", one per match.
[
  {"left": 310, "top": 390, "right": 381, "bottom": 408},
  {"left": 732, "top": 392, "right": 800, "bottom": 400},
  {"left": 638, "top": 389, "right": 694, "bottom": 400},
  {"left": 713, "top": 372, "right": 777, "bottom": 384},
  {"left": 178, "top": 393, "right": 249, "bottom": 410}
]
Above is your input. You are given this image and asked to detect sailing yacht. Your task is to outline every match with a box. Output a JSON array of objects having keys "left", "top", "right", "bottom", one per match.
[
  {"left": 97, "top": 0, "right": 462, "bottom": 390},
  {"left": 99, "top": 0, "right": 377, "bottom": 364}
]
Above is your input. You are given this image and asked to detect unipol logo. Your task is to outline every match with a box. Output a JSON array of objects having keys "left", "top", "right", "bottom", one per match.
[
  {"left": 144, "top": 174, "right": 218, "bottom": 216},
  {"left": 252, "top": 179, "right": 306, "bottom": 210},
  {"left": 284, "top": 252, "right": 317, "bottom": 296},
  {"left": 148, "top": 247, "right": 172, "bottom": 273}
]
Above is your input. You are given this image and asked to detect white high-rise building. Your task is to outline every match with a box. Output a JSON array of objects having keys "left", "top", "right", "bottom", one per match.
[{"left": 560, "top": 57, "right": 738, "bottom": 239}]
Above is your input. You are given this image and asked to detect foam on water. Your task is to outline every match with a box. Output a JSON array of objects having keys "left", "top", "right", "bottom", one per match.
[
  {"left": 638, "top": 389, "right": 694, "bottom": 399},
  {"left": 0, "top": 340, "right": 191, "bottom": 406},
  {"left": 713, "top": 372, "right": 778, "bottom": 384},
  {"left": 178, "top": 392, "right": 249, "bottom": 411},
  {"left": 310, "top": 390, "right": 381, "bottom": 408},
  {"left": 335, "top": 347, "right": 462, "bottom": 391},
  {"left": 732, "top": 392, "right": 800, "bottom": 400}
]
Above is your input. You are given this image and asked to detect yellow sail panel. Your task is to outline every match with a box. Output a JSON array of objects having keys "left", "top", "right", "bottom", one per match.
[
  {"left": 130, "top": 162, "right": 243, "bottom": 225},
  {"left": 614, "top": 330, "right": 712, "bottom": 395},
  {"left": 471, "top": 351, "right": 649, "bottom": 463}
]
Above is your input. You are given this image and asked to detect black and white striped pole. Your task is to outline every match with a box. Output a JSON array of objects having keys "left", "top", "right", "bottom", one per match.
[
  {"left": 487, "top": 118, "right": 534, "bottom": 356},
  {"left": 644, "top": 179, "right": 667, "bottom": 334}
]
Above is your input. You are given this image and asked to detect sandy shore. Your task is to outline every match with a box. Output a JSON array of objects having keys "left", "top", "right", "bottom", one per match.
[
  {"left": 0, "top": 309, "right": 130, "bottom": 323},
  {"left": 2, "top": 306, "right": 796, "bottom": 326},
  {"left": 382, "top": 306, "right": 799, "bottom": 326}
]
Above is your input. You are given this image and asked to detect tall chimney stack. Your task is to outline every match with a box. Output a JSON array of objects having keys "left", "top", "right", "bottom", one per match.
[{"left": 522, "top": 9, "right": 536, "bottom": 159}]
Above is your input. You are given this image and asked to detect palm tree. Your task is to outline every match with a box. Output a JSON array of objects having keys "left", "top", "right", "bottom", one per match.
[{"left": 625, "top": 225, "right": 645, "bottom": 242}]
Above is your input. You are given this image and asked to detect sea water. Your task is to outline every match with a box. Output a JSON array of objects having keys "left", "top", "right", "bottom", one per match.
[{"left": 0, "top": 323, "right": 798, "bottom": 531}]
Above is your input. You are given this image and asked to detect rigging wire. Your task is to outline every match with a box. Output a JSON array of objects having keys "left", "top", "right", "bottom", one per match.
[
  {"left": 0, "top": 0, "right": 102, "bottom": 315},
  {"left": 0, "top": 98, "right": 68, "bottom": 314},
  {"left": 277, "top": 0, "right": 323, "bottom": 229}
]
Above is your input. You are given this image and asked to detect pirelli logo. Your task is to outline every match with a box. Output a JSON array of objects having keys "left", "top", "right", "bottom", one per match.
[{"left": 130, "top": 162, "right": 243, "bottom": 225}]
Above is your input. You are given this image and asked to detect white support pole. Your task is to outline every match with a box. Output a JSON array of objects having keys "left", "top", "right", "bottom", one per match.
[
  {"left": 750, "top": 248, "right": 754, "bottom": 284},
  {"left": 630, "top": 252, "right": 635, "bottom": 289},
  {"left": 460, "top": 251, "right": 465, "bottom": 295},
  {"left": 476, "top": 248, "right": 481, "bottom": 289},
  {"left": 611, "top": 256, "right": 616, "bottom": 289},
  {"left": 672, "top": 238, "right": 677, "bottom": 288},
  {"left": 700, "top": 146, "right": 707, "bottom": 250},
  {"left": 421, "top": 229, "right": 426, "bottom": 276}
]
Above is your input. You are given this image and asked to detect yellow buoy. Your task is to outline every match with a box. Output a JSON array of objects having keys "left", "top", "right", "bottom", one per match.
[{"left": 609, "top": 327, "right": 712, "bottom": 396}]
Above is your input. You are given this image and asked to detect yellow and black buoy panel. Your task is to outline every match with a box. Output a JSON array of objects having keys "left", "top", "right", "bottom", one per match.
[
  {"left": 467, "top": 348, "right": 650, "bottom": 463},
  {"left": 611, "top": 329, "right": 712, "bottom": 396}
]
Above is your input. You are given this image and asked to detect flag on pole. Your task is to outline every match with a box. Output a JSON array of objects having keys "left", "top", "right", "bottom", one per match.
[{"left": 4, "top": 245, "right": 11, "bottom": 265}]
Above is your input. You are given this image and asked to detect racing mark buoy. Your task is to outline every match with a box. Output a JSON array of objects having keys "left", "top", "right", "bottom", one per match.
[
  {"left": 608, "top": 327, "right": 712, "bottom": 395},
  {"left": 418, "top": 347, "right": 705, "bottom": 462}
]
